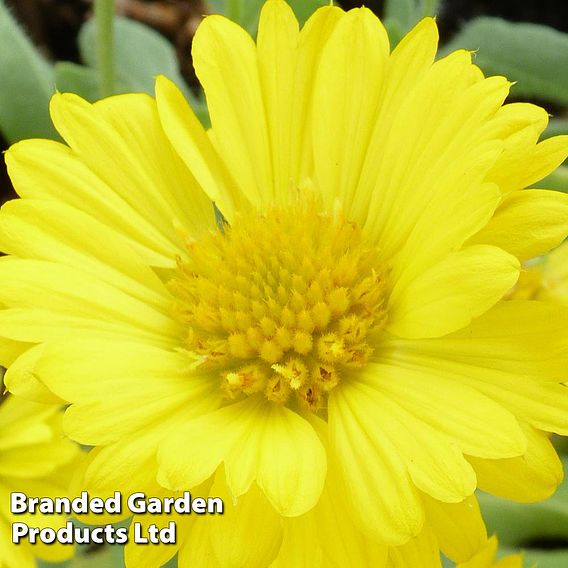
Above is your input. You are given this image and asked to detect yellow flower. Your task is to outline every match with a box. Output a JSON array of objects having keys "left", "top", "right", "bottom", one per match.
[
  {"left": 0, "top": 394, "right": 80, "bottom": 568},
  {"left": 457, "top": 536, "right": 526, "bottom": 568},
  {"left": 1, "top": 0, "right": 568, "bottom": 565}
]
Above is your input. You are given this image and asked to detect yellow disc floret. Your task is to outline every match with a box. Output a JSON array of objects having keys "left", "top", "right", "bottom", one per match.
[{"left": 172, "top": 201, "right": 388, "bottom": 411}]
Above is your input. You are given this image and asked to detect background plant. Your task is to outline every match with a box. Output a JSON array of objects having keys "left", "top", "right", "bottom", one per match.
[{"left": 0, "top": 0, "right": 567, "bottom": 566}]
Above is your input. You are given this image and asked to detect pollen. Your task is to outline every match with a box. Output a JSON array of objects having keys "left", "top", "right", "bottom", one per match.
[{"left": 172, "top": 201, "right": 389, "bottom": 412}]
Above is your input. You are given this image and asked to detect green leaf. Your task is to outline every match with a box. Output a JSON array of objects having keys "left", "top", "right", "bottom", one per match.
[
  {"left": 383, "top": 16, "right": 408, "bottom": 48},
  {"left": 287, "top": 0, "right": 328, "bottom": 26},
  {"left": 553, "top": 435, "right": 568, "bottom": 456},
  {"left": 532, "top": 166, "right": 568, "bottom": 193},
  {"left": 499, "top": 546, "right": 568, "bottom": 568},
  {"left": 544, "top": 118, "right": 568, "bottom": 139},
  {"left": 479, "top": 490, "right": 568, "bottom": 547},
  {"left": 0, "top": 0, "right": 57, "bottom": 142},
  {"left": 384, "top": 0, "right": 416, "bottom": 29},
  {"left": 55, "top": 62, "right": 100, "bottom": 102},
  {"left": 441, "top": 17, "right": 568, "bottom": 106}
]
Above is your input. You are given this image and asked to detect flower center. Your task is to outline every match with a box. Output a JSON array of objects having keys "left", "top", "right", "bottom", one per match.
[{"left": 172, "top": 201, "right": 388, "bottom": 412}]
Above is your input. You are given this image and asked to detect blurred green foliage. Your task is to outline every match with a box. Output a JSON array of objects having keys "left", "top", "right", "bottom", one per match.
[
  {"left": 1, "top": 0, "right": 568, "bottom": 566},
  {"left": 0, "top": 0, "right": 207, "bottom": 144},
  {"left": 0, "top": 0, "right": 57, "bottom": 141}
]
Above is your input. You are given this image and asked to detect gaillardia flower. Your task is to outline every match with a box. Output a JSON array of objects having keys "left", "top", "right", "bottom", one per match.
[
  {"left": 0, "top": 395, "right": 79, "bottom": 567},
  {"left": 2, "top": 0, "right": 568, "bottom": 565}
]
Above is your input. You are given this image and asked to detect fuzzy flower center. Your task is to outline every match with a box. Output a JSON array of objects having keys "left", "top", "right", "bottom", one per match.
[{"left": 172, "top": 202, "right": 388, "bottom": 412}]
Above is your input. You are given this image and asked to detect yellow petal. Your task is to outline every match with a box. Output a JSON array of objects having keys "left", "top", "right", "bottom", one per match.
[
  {"left": 29, "top": 339, "right": 218, "bottom": 445},
  {"left": 387, "top": 525, "right": 441, "bottom": 567},
  {"left": 0, "top": 308, "right": 176, "bottom": 353},
  {"left": 312, "top": 7, "right": 390, "bottom": 219},
  {"left": 481, "top": 102, "right": 548, "bottom": 145},
  {"left": 382, "top": 301, "right": 568, "bottom": 381},
  {"left": 0, "top": 397, "right": 53, "bottom": 450},
  {"left": 457, "top": 372, "right": 568, "bottom": 436},
  {"left": 423, "top": 494, "right": 487, "bottom": 563},
  {"left": 468, "top": 423, "right": 563, "bottom": 502},
  {"left": 257, "top": 0, "right": 300, "bottom": 199},
  {"left": 458, "top": 535, "right": 499, "bottom": 568},
  {"left": 208, "top": 473, "right": 283, "bottom": 568},
  {"left": 457, "top": 536, "right": 525, "bottom": 568},
  {"left": 344, "top": 377, "right": 476, "bottom": 503},
  {"left": 0, "top": 258, "right": 179, "bottom": 349},
  {"left": 488, "top": 132, "right": 568, "bottom": 193},
  {"left": 289, "top": 5, "right": 343, "bottom": 183},
  {"left": 355, "top": 16, "right": 439, "bottom": 229},
  {"left": 0, "top": 333, "right": 30, "bottom": 368},
  {"left": 364, "top": 363, "right": 526, "bottom": 459},
  {"left": 4, "top": 344, "right": 65, "bottom": 404},
  {"left": 5, "top": 139, "right": 181, "bottom": 267},
  {"left": 0, "top": 441, "right": 77, "bottom": 479},
  {"left": 329, "top": 381, "right": 423, "bottom": 545},
  {"left": 178, "top": 519, "right": 222, "bottom": 567},
  {"left": 388, "top": 245, "right": 520, "bottom": 339},
  {"left": 480, "top": 101, "right": 551, "bottom": 194},
  {"left": 0, "top": 400, "right": 77, "bottom": 479},
  {"left": 363, "top": 49, "right": 508, "bottom": 279},
  {"left": 270, "top": 515, "right": 325, "bottom": 568},
  {"left": 155, "top": 74, "right": 243, "bottom": 221},
  {"left": 81, "top": 423, "right": 179, "bottom": 502},
  {"left": 0, "top": 483, "right": 75, "bottom": 563},
  {"left": 384, "top": 17, "right": 439, "bottom": 105},
  {"left": 467, "top": 189, "right": 568, "bottom": 261},
  {"left": 314, "top": 475, "right": 389, "bottom": 567},
  {"left": 0, "top": 455, "right": 79, "bottom": 563},
  {"left": 0, "top": 199, "right": 171, "bottom": 310},
  {"left": 192, "top": 13, "right": 273, "bottom": 208},
  {"left": 49, "top": 92, "right": 214, "bottom": 240},
  {"left": 495, "top": 555, "right": 525, "bottom": 568},
  {"left": 0, "top": 520, "right": 35, "bottom": 568},
  {"left": 274, "top": 415, "right": 388, "bottom": 567},
  {"left": 124, "top": 488, "right": 187, "bottom": 568},
  {"left": 157, "top": 396, "right": 326, "bottom": 517}
]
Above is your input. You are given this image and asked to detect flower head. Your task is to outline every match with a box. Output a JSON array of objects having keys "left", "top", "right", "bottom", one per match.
[
  {"left": 0, "top": 395, "right": 79, "bottom": 568},
  {"left": 2, "top": 0, "right": 568, "bottom": 565},
  {"left": 173, "top": 199, "right": 388, "bottom": 410}
]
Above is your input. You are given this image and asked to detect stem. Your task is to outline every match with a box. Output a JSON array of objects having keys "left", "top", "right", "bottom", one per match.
[{"left": 95, "top": 0, "right": 115, "bottom": 98}]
